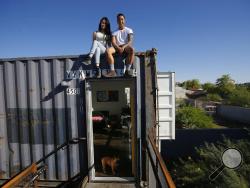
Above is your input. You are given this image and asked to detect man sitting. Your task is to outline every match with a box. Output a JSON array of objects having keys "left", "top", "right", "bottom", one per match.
[{"left": 104, "top": 13, "right": 134, "bottom": 77}]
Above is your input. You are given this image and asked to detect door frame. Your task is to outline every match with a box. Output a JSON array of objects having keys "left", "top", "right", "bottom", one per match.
[{"left": 85, "top": 78, "right": 140, "bottom": 182}]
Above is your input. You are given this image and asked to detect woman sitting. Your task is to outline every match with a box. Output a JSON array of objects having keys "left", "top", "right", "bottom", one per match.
[{"left": 84, "top": 17, "right": 112, "bottom": 78}]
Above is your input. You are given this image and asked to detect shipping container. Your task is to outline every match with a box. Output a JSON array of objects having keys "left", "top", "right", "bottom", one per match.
[{"left": 0, "top": 50, "right": 175, "bottom": 187}]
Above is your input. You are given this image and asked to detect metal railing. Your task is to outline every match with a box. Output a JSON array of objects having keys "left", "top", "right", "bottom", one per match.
[
  {"left": 144, "top": 48, "right": 175, "bottom": 187},
  {"left": 146, "top": 133, "right": 176, "bottom": 188},
  {"left": 1, "top": 137, "right": 86, "bottom": 188}
]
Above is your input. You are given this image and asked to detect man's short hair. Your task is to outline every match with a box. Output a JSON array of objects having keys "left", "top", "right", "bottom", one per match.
[{"left": 117, "top": 13, "right": 125, "bottom": 20}]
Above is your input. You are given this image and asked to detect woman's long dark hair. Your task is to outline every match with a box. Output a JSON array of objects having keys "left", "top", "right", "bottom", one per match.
[{"left": 98, "top": 17, "right": 111, "bottom": 40}]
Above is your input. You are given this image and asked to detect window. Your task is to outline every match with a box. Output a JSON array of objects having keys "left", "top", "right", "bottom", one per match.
[{"left": 96, "top": 90, "right": 119, "bottom": 102}]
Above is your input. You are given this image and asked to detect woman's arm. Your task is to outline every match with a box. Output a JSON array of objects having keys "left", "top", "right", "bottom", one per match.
[{"left": 92, "top": 32, "right": 96, "bottom": 41}]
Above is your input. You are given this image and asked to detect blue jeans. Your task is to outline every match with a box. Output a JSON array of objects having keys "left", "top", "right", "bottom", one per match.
[{"left": 89, "top": 40, "right": 106, "bottom": 66}]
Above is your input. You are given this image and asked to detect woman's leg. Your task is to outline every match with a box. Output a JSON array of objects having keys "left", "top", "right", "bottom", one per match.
[
  {"left": 94, "top": 42, "right": 106, "bottom": 66},
  {"left": 93, "top": 45, "right": 106, "bottom": 78},
  {"left": 94, "top": 47, "right": 101, "bottom": 66},
  {"left": 89, "top": 40, "right": 98, "bottom": 58},
  {"left": 85, "top": 40, "right": 106, "bottom": 66},
  {"left": 94, "top": 47, "right": 101, "bottom": 78},
  {"left": 104, "top": 47, "right": 117, "bottom": 77},
  {"left": 106, "top": 47, "right": 116, "bottom": 69},
  {"left": 89, "top": 40, "right": 106, "bottom": 58}
]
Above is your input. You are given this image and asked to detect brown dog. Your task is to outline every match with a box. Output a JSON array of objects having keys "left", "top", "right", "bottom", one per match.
[{"left": 101, "top": 156, "right": 120, "bottom": 175}]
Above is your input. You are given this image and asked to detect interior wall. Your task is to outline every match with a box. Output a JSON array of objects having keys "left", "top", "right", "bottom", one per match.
[{"left": 91, "top": 80, "right": 133, "bottom": 116}]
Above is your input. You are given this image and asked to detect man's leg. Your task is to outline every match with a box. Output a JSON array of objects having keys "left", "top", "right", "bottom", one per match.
[
  {"left": 125, "top": 46, "right": 134, "bottom": 67},
  {"left": 124, "top": 45, "right": 134, "bottom": 77},
  {"left": 104, "top": 47, "right": 117, "bottom": 77}
]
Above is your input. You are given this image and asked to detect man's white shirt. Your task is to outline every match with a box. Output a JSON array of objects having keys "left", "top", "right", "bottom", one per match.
[{"left": 112, "top": 27, "right": 133, "bottom": 46}]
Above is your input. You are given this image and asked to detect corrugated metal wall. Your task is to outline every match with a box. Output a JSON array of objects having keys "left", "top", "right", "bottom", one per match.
[
  {"left": 0, "top": 54, "right": 139, "bottom": 181},
  {"left": 0, "top": 57, "right": 82, "bottom": 180}
]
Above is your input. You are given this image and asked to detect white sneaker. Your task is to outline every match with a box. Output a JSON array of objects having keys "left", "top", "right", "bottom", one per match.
[{"left": 83, "top": 56, "right": 92, "bottom": 65}]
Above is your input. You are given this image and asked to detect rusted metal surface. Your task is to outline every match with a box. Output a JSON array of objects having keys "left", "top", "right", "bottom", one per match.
[
  {"left": 147, "top": 133, "right": 176, "bottom": 188},
  {"left": 141, "top": 50, "right": 176, "bottom": 187},
  {"left": 1, "top": 163, "right": 38, "bottom": 188}
]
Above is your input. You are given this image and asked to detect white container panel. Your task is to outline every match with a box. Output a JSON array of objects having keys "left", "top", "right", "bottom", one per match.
[
  {"left": 158, "top": 108, "right": 172, "bottom": 118},
  {"left": 157, "top": 72, "right": 175, "bottom": 140},
  {"left": 158, "top": 95, "right": 172, "bottom": 106},
  {"left": 159, "top": 121, "right": 171, "bottom": 137}
]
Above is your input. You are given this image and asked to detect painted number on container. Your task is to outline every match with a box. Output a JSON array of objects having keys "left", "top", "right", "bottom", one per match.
[{"left": 66, "top": 88, "right": 80, "bottom": 95}]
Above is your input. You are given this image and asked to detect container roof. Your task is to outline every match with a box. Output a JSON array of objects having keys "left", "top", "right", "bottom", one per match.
[{"left": 0, "top": 50, "right": 156, "bottom": 62}]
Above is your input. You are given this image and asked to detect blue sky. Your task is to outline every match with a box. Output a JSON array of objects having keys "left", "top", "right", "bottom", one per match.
[{"left": 0, "top": 0, "right": 249, "bottom": 83}]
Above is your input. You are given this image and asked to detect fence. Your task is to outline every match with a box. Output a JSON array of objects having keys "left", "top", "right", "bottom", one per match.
[
  {"left": 217, "top": 105, "right": 250, "bottom": 124},
  {"left": 161, "top": 128, "right": 250, "bottom": 160}
]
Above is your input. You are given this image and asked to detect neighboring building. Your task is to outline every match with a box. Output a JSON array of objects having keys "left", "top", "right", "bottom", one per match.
[{"left": 175, "top": 86, "right": 189, "bottom": 99}]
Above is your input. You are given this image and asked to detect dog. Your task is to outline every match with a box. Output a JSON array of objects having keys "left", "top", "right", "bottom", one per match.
[{"left": 101, "top": 156, "right": 120, "bottom": 175}]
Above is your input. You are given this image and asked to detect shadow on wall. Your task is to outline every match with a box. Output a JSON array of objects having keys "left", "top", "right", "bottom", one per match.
[
  {"left": 41, "top": 55, "right": 85, "bottom": 102},
  {"left": 41, "top": 54, "right": 128, "bottom": 102}
]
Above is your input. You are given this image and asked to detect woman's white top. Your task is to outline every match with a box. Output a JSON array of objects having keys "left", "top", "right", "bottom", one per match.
[{"left": 95, "top": 31, "right": 107, "bottom": 46}]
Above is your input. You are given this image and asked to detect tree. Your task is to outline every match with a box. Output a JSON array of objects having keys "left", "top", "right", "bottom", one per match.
[
  {"left": 204, "top": 93, "right": 222, "bottom": 102},
  {"left": 170, "top": 138, "right": 250, "bottom": 188},
  {"left": 202, "top": 82, "right": 217, "bottom": 93},
  {"left": 176, "top": 82, "right": 185, "bottom": 87},
  {"left": 216, "top": 74, "right": 235, "bottom": 98},
  {"left": 184, "top": 79, "right": 201, "bottom": 90},
  {"left": 236, "top": 83, "right": 250, "bottom": 91},
  {"left": 176, "top": 106, "right": 218, "bottom": 129},
  {"left": 227, "top": 86, "right": 250, "bottom": 107}
]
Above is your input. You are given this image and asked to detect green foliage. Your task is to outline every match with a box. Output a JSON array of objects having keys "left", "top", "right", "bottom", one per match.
[
  {"left": 202, "top": 82, "right": 217, "bottom": 93},
  {"left": 170, "top": 139, "right": 250, "bottom": 188},
  {"left": 227, "top": 86, "right": 250, "bottom": 107},
  {"left": 177, "top": 82, "right": 185, "bottom": 87},
  {"left": 204, "top": 93, "right": 222, "bottom": 102},
  {"left": 181, "top": 75, "right": 250, "bottom": 108},
  {"left": 176, "top": 99, "right": 188, "bottom": 108},
  {"left": 216, "top": 74, "right": 235, "bottom": 98},
  {"left": 176, "top": 106, "right": 218, "bottom": 129},
  {"left": 184, "top": 79, "right": 201, "bottom": 90},
  {"left": 236, "top": 83, "right": 250, "bottom": 91}
]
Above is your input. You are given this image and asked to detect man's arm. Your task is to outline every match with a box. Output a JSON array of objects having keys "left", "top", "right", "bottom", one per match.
[{"left": 122, "top": 33, "right": 133, "bottom": 49}]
